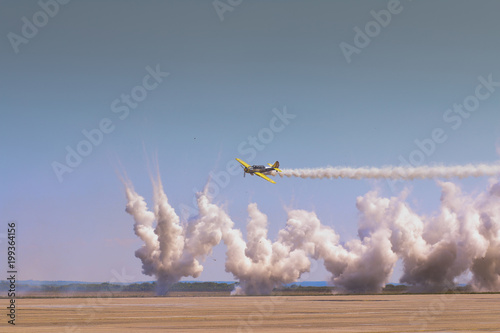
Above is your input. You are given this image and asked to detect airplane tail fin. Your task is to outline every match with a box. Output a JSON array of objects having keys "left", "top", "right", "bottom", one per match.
[{"left": 270, "top": 161, "right": 282, "bottom": 172}]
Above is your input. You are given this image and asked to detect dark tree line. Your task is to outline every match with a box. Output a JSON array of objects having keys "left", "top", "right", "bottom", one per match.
[{"left": 0, "top": 281, "right": 236, "bottom": 293}]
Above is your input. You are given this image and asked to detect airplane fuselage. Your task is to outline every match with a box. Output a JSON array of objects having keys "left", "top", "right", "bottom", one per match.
[{"left": 245, "top": 165, "right": 274, "bottom": 175}]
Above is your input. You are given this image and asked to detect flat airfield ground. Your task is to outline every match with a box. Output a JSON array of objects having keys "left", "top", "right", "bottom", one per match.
[{"left": 9, "top": 294, "right": 500, "bottom": 332}]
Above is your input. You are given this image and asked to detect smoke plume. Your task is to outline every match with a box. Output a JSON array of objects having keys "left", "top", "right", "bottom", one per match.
[
  {"left": 123, "top": 167, "right": 500, "bottom": 295},
  {"left": 124, "top": 174, "right": 230, "bottom": 295},
  {"left": 223, "top": 204, "right": 311, "bottom": 295},
  {"left": 353, "top": 180, "right": 500, "bottom": 292},
  {"left": 276, "top": 163, "right": 500, "bottom": 180}
]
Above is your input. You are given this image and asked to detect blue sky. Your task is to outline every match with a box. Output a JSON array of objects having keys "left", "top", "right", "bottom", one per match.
[{"left": 1, "top": 0, "right": 500, "bottom": 283}]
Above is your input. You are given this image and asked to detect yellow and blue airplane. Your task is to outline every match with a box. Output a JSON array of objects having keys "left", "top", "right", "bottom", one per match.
[{"left": 235, "top": 158, "right": 282, "bottom": 184}]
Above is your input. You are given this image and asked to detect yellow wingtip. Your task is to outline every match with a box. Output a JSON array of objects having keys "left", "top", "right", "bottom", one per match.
[{"left": 235, "top": 158, "right": 250, "bottom": 168}]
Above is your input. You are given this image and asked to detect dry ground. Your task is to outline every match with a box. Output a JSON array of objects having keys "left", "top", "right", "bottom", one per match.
[{"left": 4, "top": 294, "right": 500, "bottom": 332}]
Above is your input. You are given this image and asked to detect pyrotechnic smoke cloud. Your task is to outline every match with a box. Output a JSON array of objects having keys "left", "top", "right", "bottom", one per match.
[
  {"left": 123, "top": 173, "right": 314, "bottom": 295},
  {"left": 275, "top": 163, "right": 500, "bottom": 180},
  {"left": 123, "top": 164, "right": 500, "bottom": 295},
  {"left": 124, "top": 174, "right": 231, "bottom": 295},
  {"left": 223, "top": 204, "right": 312, "bottom": 295},
  {"left": 352, "top": 180, "right": 500, "bottom": 292}
]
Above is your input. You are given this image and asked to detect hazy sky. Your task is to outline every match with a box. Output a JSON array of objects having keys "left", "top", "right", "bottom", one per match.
[{"left": 1, "top": 0, "right": 500, "bottom": 283}]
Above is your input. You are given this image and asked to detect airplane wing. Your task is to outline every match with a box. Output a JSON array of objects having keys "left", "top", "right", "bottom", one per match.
[
  {"left": 236, "top": 158, "right": 251, "bottom": 168},
  {"left": 255, "top": 172, "right": 276, "bottom": 184}
]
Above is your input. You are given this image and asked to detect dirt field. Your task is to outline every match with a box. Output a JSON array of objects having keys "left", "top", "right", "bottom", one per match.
[{"left": 7, "top": 294, "right": 500, "bottom": 332}]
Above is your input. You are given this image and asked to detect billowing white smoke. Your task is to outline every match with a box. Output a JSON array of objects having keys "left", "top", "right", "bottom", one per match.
[
  {"left": 124, "top": 175, "right": 314, "bottom": 295},
  {"left": 224, "top": 204, "right": 311, "bottom": 295},
  {"left": 469, "top": 182, "right": 500, "bottom": 291},
  {"left": 278, "top": 179, "right": 500, "bottom": 293},
  {"left": 276, "top": 163, "right": 500, "bottom": 180},
  {"left": 354, "top": 180, "right": 500, "bottom": 292},
  {"left": 124, "top": 169, "right": 500, "bottom": 294},
  {"left": 276, "top": 209, "right": 397, "bottom": 293},
  {"left": 124, "top": 176, "right": 229, "bottom": 295}
]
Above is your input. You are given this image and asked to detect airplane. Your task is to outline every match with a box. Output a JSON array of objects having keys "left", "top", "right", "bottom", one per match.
[{"left": 235, "top": 158, "right": 282, "bottom": 184}]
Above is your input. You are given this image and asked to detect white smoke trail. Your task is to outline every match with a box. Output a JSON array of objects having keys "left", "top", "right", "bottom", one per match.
[{"left": 275, "top": 163, "right": 500, "bottom": 180}]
